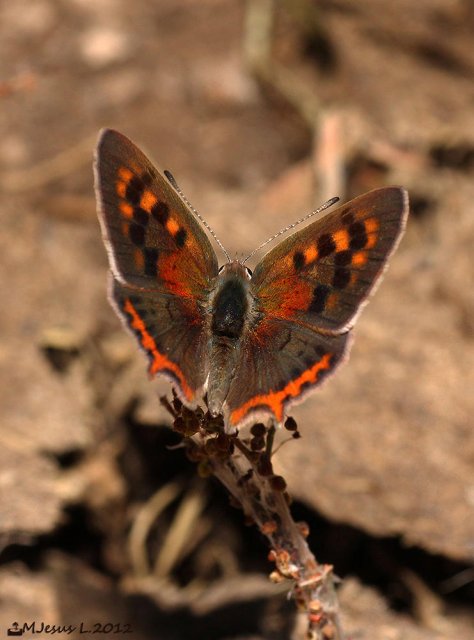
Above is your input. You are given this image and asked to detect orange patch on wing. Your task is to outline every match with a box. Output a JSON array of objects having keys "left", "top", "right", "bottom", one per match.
[
  {"left": 116, "top": 181, "right": 127, "bottom": 198},
  {"left": 120, "top": 202, "right": 134, "bottom": 219},
  {"left": 121, "top": 221, "right": 129, "bottom": 236},
  {"left": 332, "top": 228, "right": 350, "bottom": 251},
  {"left": 272, "top": 280, "right": 313, "bottom": 316},
  {"left": 118, "top": 166, "right": 133, "bottom": 183},
  {"left": 365, "top": 217, "right": 379, "bottom": 233},
  {"left": 230, "top": 353, "right": 333, "bottom": 426},
  {"left": 123, "top": 299, "right": 194, "bottom": 401},
  {"left": 166, "top": 217, "right": 180, "bottom": 236},
  {"left": 158, "top": 254, "right": 194, "bottom": 299},
  {"left": 304, "top": 245, "right": 318, "bottom": 263},
  {"left": 140, "top": 190, "right": 157, "bottom": 212},
  {"left": 352, "top": 251, "right": 368, "bottom": 266},
  {"left": 365, "top": 218, "right": 379, "bottom": 249},
  {"left": 134, "top": 248, "right": 144, "bottom": 270},
  {"left": 366, "top": 236, "right": 377, "bottom": 249}
]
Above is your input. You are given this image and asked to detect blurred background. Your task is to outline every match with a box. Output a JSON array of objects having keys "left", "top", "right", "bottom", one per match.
[{"left": 1, "top": 1, "right": 473, "bottom": 638}]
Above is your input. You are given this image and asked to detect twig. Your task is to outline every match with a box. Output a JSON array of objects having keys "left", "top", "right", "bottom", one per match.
[{"left": 163, "top": 395, "right": 345, "bottom": 640}]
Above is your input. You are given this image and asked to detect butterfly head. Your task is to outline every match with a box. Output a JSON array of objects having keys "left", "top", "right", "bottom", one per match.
[{"left": 218, "top": 260, "right": 252, "bottom": 280}]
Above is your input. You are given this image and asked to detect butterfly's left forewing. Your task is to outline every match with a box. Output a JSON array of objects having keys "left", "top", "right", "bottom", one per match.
[
  {"left": 95, "top": 129, "right": 218, "bottom": 404},
  {"left": 225, "top": 187, "right": 408, "bottom": 427},
  {"left": 251, "top": 187, "right": 409, "bottom": 334}
]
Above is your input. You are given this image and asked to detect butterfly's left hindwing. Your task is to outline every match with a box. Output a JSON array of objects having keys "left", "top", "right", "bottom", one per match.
[
  {"left": 226, "top": 319, "right": 349, "bottom": 428},
  {"left": 95, "top": 129, "right": 218, "bottom": 403}
]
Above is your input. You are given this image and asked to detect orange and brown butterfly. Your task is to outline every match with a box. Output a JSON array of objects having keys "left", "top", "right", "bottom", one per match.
[{"left": 94, "top": 129, "right": 408, "bottom": 431}]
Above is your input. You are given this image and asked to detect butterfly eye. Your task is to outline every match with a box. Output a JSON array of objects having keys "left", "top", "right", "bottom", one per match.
[
  {"left": 218, "top": 265, "right": 225, "bottom": 274},
  {"left": 245, "top": 266, "right": 253, "bottom": 277}
]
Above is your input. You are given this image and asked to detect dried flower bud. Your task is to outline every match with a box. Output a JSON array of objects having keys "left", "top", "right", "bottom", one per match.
[
  {"left": 250, "top": 423, "right": 266, "bottom": 436},
  {"left": 250, "top": 436, "right": 265, "bottom": 451},
  {"left": 297, "top": 521, "right": 310, "bottom": 538},
  {"left": 269, "top": 570, "right": 285, "bottom": 583},
  {"left": 268, "top": 549, "right": 277, "bottom": 562},
  {"left": 270, "top": 475, "right": 287, "bottom": 492},
  {"left": 284, "top": 416, "right": 298, "bottom": 431},
  {"left": 260, "top": 520, "right": 278, "bottom": 535}
]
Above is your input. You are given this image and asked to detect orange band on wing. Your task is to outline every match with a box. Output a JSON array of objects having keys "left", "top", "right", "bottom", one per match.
[
  {"left": 123, "top": 299, "right": 194, "bottom": 401},
  {"left": 230, "top": 353, "right": 332, "bottom": 426}
]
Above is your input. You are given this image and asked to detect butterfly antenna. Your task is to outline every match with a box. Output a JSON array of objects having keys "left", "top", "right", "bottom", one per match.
[
  {"left": 242, "top": 196, "right": 340, "bottom": 265},
  {"left": 164, "top": 170, "right": 231, "bottom": 263}
]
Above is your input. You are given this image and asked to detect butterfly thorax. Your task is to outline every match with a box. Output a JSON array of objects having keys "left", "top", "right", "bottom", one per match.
[
  {"left": 207, "top": 261, "right": 254, "bottom": 419},
  {"left": 211, "top": 262, "right": 251, "bottom": 339}
]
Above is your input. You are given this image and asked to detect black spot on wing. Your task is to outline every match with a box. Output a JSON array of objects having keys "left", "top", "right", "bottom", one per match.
[
  {"left": 349, "top": 221, "right": 368, "bottom": 250},
  {"left": 333, "top": 267, "right": 351, "bottom": 289},
  {"left": 126, "top": 176, "right": 144, "bottom": 205},
  {"left": 175, "top": 227, "right": 187, "bottom": 248},
  {"left": 129, "top": 222, "right": 145, "bottom": 246},
  {"left": 151, "top": 201, "right": 170, "bottom": 224},
  {"left": 133, "top": 207, "right": 149, "bottom": 226},
  {"left": 144, "top": 247, "right": 159, "bottom": 277},
  {"left": 293, "top": 251, "right": 305, "bottom": 271},
  {"left": 308, "top": 284, "right": 330, "bottom": 314},
  {"left": 318, "top": 233, "right": 336, "bottom": 258},
  {"left": 335, "top": 249, "right": 352, "bottom": 266}
]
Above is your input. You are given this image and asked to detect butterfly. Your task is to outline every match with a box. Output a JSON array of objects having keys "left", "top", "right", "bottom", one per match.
[{"left": 94, "top": 129, "right": 409, "bottom": 432}]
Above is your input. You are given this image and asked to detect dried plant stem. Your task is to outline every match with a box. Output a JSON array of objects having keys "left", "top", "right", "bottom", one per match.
[
  {"left": 208, "top": 435, "right": 343, "bottom": 640},
  {"left": 162, "top": 394, "right": 344, "bottom": 639}
]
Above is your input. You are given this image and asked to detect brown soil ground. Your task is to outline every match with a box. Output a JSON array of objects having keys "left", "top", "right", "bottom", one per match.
[{"left": 1, "top": 1, "right": 473, "bottom": 638}]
